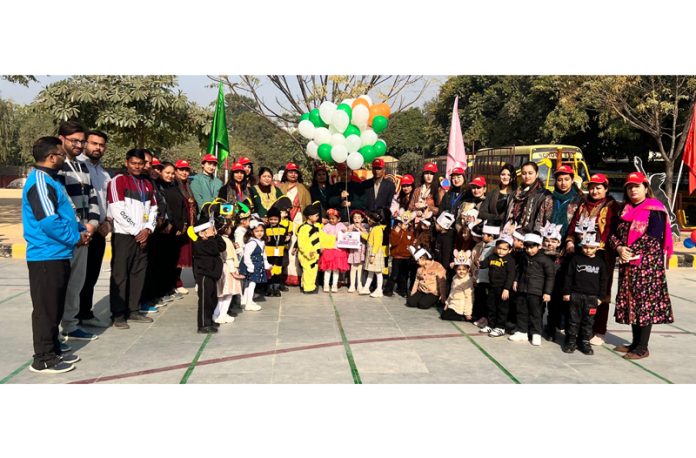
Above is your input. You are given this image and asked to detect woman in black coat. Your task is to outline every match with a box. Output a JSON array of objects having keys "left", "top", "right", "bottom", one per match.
[{"left": 479, "top": 163, "right": 516, "bottom": 226}]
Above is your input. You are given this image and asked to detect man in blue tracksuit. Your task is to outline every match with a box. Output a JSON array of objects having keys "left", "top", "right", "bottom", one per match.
[{"left": 23, "top": 137, "right": 89, "bottom": 374}]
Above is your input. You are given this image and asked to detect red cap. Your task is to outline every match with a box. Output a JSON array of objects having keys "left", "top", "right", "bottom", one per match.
[
  {"left": 400, "top": 174, "right": 415, "bottom": 186},
  {"left": 372, "top": 158, "right": 385, "bottom": 169},
  {"left": 469, "top": 176, "right": 486, "bottom": 188},
  {"left": 624, "top": 171, "right": 648, "bottom": 187},
  {"left": 554, "top": 165, "right": 574, "bottom": 176},
  {"left": 238, "top": 156, "right": 253, "bottom": 166},
  {"left": 423, "top": 162, "right": 438, "bottom": 173},
  {"left": 201, "top": 154, "right": 218, "bottom": 164},
  {"left": 589, "top": 173, "right": 609, "bottom": 186},
  {"left": 450, "top": 167, "right": 465, "bottom": 176},
  {"left": 175, "top": 160, "right": 191, "bottom": 169},
  {"left": 231, "top": 162, "right": 245, "bottom": 172},
  {"left": 151, "top": 158, "right": 162, "bottom": 168},
  {"left": 285, "top": 162, "right": 299, "bottom": 171}
]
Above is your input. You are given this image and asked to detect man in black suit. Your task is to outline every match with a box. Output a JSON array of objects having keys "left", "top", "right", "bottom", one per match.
[{"left": 363, "top": 158, "right": 396, "bottom": 218}]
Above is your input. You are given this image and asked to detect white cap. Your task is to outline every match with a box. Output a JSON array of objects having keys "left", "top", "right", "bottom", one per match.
[
  {"left": 512, "top": 230, "right": 525, "bottom": 241},
  {"left": 468, "top": 221, "right": 482, "bottom": 238},
  {"left": 420, "top": 219, "right": 431, "bottom": 227},
  {"left": 580, "top": 232, "right": 601, "bottom": 247},
  {"left": 495, "top": 235, "right": 514, "bottom": 247},
  {"left": 483, "top": 223, "right": 501, "bottom": 236},
  {"left": 436, "top": 212, "right": 455, "bottom": 231},
  {"left": 193, "top": 221, "right": 212, "bottom": 234},
  {"left": 524, "top": 233, "right": 543, "bottom": 245},
  {"left": 540, "top": 221, "right": 562, "bottom": 241},
  {"left": 408, "top": 245, "right": 431, "bottom": 261},
  {"left": 249, "top": 220, "right": 264, "bottom": 229}
]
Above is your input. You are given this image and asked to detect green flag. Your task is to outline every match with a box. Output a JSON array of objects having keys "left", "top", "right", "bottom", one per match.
[{"left": 206, "top": 81, "right": 230, "bottom": 166}]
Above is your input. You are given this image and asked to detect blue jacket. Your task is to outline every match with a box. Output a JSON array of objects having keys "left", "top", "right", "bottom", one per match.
[{"left": 22, "top": 166, "right": 82, "bottom": 261}]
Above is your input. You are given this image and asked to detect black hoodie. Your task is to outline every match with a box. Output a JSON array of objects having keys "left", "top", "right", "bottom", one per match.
[{"left": 516, "top": 250, "right": 556, "bottom": 297}]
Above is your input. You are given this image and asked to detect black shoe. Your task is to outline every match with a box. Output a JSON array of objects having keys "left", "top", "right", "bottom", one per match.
[
  {"left": 226, "top": 310, "right": 238, "bottom": 318},
  {"left": 198, "top": 326, "right": 218, "bottom": 334},
  {"left": 383, "top": 290, "right": 394, "bottom": 297},
  {"left": 279, "top": 285, "right": 289, "bottom": 292},
  {"left": 29, "top": 360, "right": 75, "bottom": 374},
  {"left": 562, "top": 342, "right": 576, "bottom": 353},
  {"left": 128, "top": 313, "right": 154, "bottom": 324},
  {"left": 303, "top": 288, "right": 319, "bottom": 295},
  {"left": 417, "top": 304, "right": 432, "bottom": 310},
  {"left": 395, "top": 290, "right": 408, "bottom": 298},
  {"left": 578, "top": 341, "right": 594, "bottom": 355},
  {"left": 112, "top": 316, "right": 130, "bottom": 329},
  {"left": 211, "top": 322, "right": 220, "bottom": 328}
]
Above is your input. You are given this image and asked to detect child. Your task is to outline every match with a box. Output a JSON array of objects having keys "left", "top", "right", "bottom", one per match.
[
  {"left": 297, "top": 202, "right": 322, "bottom": 294},
  {"left": 510, "top": 231, "right": 556, "bottom": 346},
  {"left": 562, "top": 232, "right": 608, "bottom": 355},
  {"left": 191, "top": 218, "right": 226, "bottom": 333},
  {"left": 346, "top": 210, "right": 369, "bottom": 293},
  {"left": 440, "top": 259, "right": 474, "bottom": 321},
  {"left": 233, "top": 201, "right": 252, "bottom": 305},
  {"left": 265, "top": 206, "right": 291, "bottom": 297},
  {"left": 479, "top": 235, "right": 516, "bottom": 337},
  {"left": 540, "top": 222, "right": 565, "bottom": 341},
  {"left": 472, "top": 222, "right": 498, "bottom": 328},
  {"left": 385, "top": 211, "right": 416, "bottom": 297},
  {"left": 318, "top": 208, "right": 349, "bottom": 292},
  {"left": 215, "top": 220, "right": 243, "bottom": 324},
  {"left": 239, "top": 220, "right": 271, "bottom": 311},
  {"left": 272, "top": 196, "right": 294, "bottom": 293},
  {"left": 407, "top": 247, "right": 447, "bottom": 309},
  {"left": 360, "top": 211, "right": 386, "bottom": 298}
]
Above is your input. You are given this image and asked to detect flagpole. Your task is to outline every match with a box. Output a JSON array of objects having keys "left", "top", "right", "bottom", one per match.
[{"left": 671, "top": 159, "right": 685, "bottom": 212}]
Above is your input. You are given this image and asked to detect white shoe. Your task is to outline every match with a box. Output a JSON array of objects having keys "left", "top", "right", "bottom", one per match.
[
  {"left": 244, "top": 302, "right": 262, "bottom": 312},
  {"left": 489, "top": 328, "right": 505, "bottom": 337},
  {"left": 323, "top": 286, "right": 330, "bottom": 293},
  {"left": 176, "top": 287, "right": 189, "bottom": 295},
  {"left": 348, "top": 286, "right": 356, "bottom": 293},
  {"left": 508, "top": 332, "right": 528, "bottom": 342},
  {"left": 359, "top": 288, "right": 370, "bottom": 295},
  {"left": 531, "top": 334, "right": 542, "bottom": 346},
  {"left": 331, "top": 285, "right": 338, "bottom": 293},
  {"left": 214, "top": 315, "right": 235, "bottom": 324},
  {"left": 479, "top": 326, "right": 492, "bottom": 333},
  {"left": 370, "top": 290, "right": 383, "bottom": 298},
  {"left": 590, "top": 334, "right": 605, "bottom": 345}
]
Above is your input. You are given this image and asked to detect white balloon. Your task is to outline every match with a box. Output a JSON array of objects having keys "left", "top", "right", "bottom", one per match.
[
  {"left": 298, "top": 119, "right": 315, "bottom": 140},
  {"left": 346, "top": 151, "right": 365, "bottom": 170},
  {"left": 352, "top": 104, "right": 369, "bottom": 128},
  {"left": 360, "top": 128, "right": 378, "bottom": 147},
  {"left": 328, "top": 124, "right": 339, "bottom": 135},
  {"left": 345, "top": 134, "right": 362, "bottom": 153},
  {"left": 341, "top": 98, "right": 355, "bottom": 107},
  {"left": 331, "top": 110, "right": 350, "bottom": 133},
  {"left": 319, "top": 101, "right": 337, "bottom": 125},
  {"left": 306, "top": 141, "right": 319, "bottom": 159},
  {"left": 358, "top": 94, "right": 372, "bottom": 106},
  {"left": 313, "top": 127, "right": 331, "bottom": 146},
  {"left": 331, "top": 144, "right": 348, "bottom": 163},
  {"left": 330, "top": 133, "right": 346, "bottom": 147}
]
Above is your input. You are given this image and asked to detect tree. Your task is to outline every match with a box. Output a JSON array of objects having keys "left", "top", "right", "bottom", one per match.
[
  {"left": 1, "top": 75, "right": 37, "bottom": 87},
  {"left": 0, "top": 98, "right": 21, "bottom": 165},
  {"left": 379, "top": 107, "right": 429, "bottom": 157},
  {"left": 35, "top": 75, "right": 210, "bottom": 150},
  {"left": 397, "top": 152, "right": 423, "bottom": 175}
]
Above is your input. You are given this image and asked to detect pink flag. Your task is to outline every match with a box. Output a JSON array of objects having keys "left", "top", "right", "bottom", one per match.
[{"left": 446, "top": 95, "right": 467, "bottom": 178}]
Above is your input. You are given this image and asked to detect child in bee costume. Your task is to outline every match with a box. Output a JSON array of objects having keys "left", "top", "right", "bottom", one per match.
[
  {"left": 265, "top": 205, "right": 291, "bottom": 297},
  {"left": 297, "top": 202, "right": 322, "bottom": 294}
]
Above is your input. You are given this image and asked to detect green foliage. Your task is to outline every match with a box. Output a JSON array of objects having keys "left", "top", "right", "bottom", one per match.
[
  {"left": 1, "top": 75, "right": 38, "bottom": 87},
  {"left": 397, "top": 151, "right": 423, "bottom": 175},
  {"left": 379, "top": 107, "right": 428, "bottom": 157}
]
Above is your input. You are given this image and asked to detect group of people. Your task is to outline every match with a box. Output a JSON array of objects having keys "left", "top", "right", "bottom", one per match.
[{"left": 22, "top": 121, "right": 675, "bottom": 375}]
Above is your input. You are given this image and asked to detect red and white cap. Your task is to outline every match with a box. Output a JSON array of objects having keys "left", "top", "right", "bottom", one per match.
[
  {"left": 400, "top": 174, "right": 415, "bottom": 185},
  {"left": 372, "top": 158, "right": 385, "bottom": 169},
  {"left": 175, "top": 159, "right": 191, "bottom": 169},
  {"left": 554, "top": 165, "right": 574, "bottom": 176},
  {"left": 285, "top": 162, "right": 300, "bottom": 171},
  {"left": 589, "top": 173, "right": 609, "bottom": 186},
  {"left": 624, "top": 171, "right": 648, "bottom": 186},
  {"left": 151, "top": 158, "right": 162, "bottom": 168},
  {"left": 238, "top": 156, "right": 253, "bottom": 165},
  {"left": 423, "top": 162, "right": 438, "bottom": 173},
  {"left": 450, "top": 167, "right": 465, "bottom": 176},
  {"left": 231, "top": 162, "right": 245, "bottom": 172},
  {"left": 469, "top": 176, "right": 486, "bottom": 188},
  {"left": 201, "top": 154, "right": 218, "bottom": 164}
]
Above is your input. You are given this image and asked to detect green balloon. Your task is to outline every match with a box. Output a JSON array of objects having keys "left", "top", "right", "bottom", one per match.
[
  {"left": 299, "top": 112, "right": 310, "bottom": 122},
  {"left": 372, "top": 115, "right": 389, "bottom": 134},
  {"left": 318, "top": 143, "right": 333, "bottom": 162},
  {"left": 309, "top": 108, "right": 326, "bottom": 128},
  {"left": 373, "top": 139, "right": 387, "bottom": 156},
  {"left": 337, "top": 103, "right": 352, "bottom": 120},
  {"left": 344, "top": 124, "right": 360, "bottom": 138},
  {"left": 359, "top": 145, "right": 376, "bottom": 162}
]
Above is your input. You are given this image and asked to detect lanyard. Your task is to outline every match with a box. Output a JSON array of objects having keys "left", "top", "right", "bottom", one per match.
[
  {"left": 449, "top": 191, "right": 463, "bottom": 210},
  {"left": 130, "top": 175, "right": 147, "bottom": 203}
]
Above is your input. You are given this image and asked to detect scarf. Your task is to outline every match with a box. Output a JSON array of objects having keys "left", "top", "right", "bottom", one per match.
[
  {"left": 551, "top": 186, "right": 579, "bottom": 234},
  {"left": 621, "top": 197, "right": 673, "bottom": 259},
  {"left": 509, "top": 179, "right": 542, "bottom": 225}
]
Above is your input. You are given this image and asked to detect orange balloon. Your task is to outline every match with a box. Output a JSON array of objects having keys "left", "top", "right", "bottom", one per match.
[
  {"left": 368, "top": 103, "right": 391, "bottom": 125},
  {"left": 352, "top": 98, "right": 370, "bottom": 110}
]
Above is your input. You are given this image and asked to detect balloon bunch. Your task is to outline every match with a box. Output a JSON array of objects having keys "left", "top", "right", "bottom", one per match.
[
  {"left": 297, "top": 95, "right": 391, "bottom": 170},
  {"left": 683, "top": 230, "right": 696, "bottom": 249}
]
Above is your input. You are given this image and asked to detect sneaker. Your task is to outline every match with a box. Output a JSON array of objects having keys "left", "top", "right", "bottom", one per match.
[
  {"left": 578, "top": 341, "right": 594, "bottom": 355},
  {"left": 370, "top": 290, "right": 383, "bottom": 298},
  {"left": 531, "top": 334, "right": 542, "bottom": 346},
  {"left": 152, "top": 298, "right": 169, "bottom": 308},
  {"left": 58, "top": 353, "right": 81, "bottom": 364},
  {"left": 171, "top": 292, "right": 185, "bottom": 300},
  {"left": 160, "top": 295, "right": 176, "bottom": 303},
  {"left": 562, "top": 342, "right": 577, "bottom": 353},
  {"left": 60, "top": 342, "right": 72, "bottom": 352},
  {"left": 244, "top": 302, "right": 262, "bottom": 312},
  {"left": 140, "top": 304, "right": 159, "bottom": 314},
  {"left": 331, "top": 285, "right": 338, "bottom": 293},
  {"left": 214, "top": 315, "right": 235, "bottom": 324},
  {"left": 279, "top": 285, "right": 289, "bottom": 292},
  {"left": 348, "top": 286, "right": 356, "bottom": 293},
  {"left": 80, "top": 317, "right": 110, "bottom": 328},
  {"left": 176, "top": 286, "right": 189, "bottom": 295},
  {"left": 479, "top": 326, "right": 492, "bottom": 333},
  {"left": 29, "top": 361, "right": 75, "bottom": 374},
  {"left": 112, "top": 317, "right": 130, "bottom": 329},
  {"left": 62, "top": 329, "right": 98, "bottom": 341},
  {"left": 323, "top": 286, "right": 330, "bottom": 293},
  {"left": 473, "top": 317, "right": 488, "bottom": 328},
  {"left": 197, "top": 326, "right": 218, "bottom": 334},
  {"left": 589, "top": 334, "right": 605, "bottom": 346},
  {"left": 508, "top": 332, "right": 528, "bottom": 342},
  {"left": 128, "top": 313, "right": 154, "bottom": 324},
  {"left": 358, "top": 288, "right": 370, "bottom": 295},
  {"left": 489, "top": 328, "right": 505, "bottom": 337}
]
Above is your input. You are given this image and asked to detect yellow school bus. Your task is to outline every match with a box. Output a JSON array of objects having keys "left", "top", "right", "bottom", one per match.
[{"left": 472, "top": 145, "right": 590, "bottom": 191}]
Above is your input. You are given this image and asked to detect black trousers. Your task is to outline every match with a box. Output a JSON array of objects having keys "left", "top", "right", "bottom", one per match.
[
  {"left": 630, "top": 324, "right": 653, "bottom": 352},
  {"left": 473, "top": 283, "right": 489, "bottom": 321},
  {"left": 28, "top": 260, "right": 71, "bottom": 367},
  {"left": 110, "top": 234, "right": 148, "bottom": 320},
  {"left": 406, "top": 291, "right": 440, "bottom": 309},
  {"left": 440, "top": 307, "right": 467, "bottom": 321},
  {"left": 487, "top": 286, "right": 509, "bottom": 330},
  {"left": 515, "top": 293, "right": 543, "bottom": 335},
  {"left": 143, "top": 233, "right": 179, "bottom": 301},
  {"left": 567, "top": 293, "right": 597, "bottom": 342},
  {"left": 385, "top": 258, "right": 411, "bottom": 295},
  {"left": 196, "top": 275, "right": 217, "bottom": 328},
  {"left": 78, "top": 231, "right": 106, "bottom": 320}
]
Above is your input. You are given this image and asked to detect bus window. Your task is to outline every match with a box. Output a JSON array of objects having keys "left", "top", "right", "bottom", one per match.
[{"left": 538, "top": 163, "right": 550, "bottom": 189}]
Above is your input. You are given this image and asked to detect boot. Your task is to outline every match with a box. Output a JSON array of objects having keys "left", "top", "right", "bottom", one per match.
[
  {"left": 562, "top": 335, "right": 577, "bottom": 354},
  {"left": 578, "top": 340, "right": 594, "bottom": 355}
]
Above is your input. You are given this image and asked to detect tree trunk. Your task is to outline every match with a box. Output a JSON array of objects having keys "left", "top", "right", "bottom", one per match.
[{"left": 665, "top": 159, "right": 674, "bottom": 204}]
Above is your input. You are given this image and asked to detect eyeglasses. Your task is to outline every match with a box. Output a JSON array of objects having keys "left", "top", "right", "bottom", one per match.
[{"left": 65, "top": 138, "right": 87, "bottom": 146}]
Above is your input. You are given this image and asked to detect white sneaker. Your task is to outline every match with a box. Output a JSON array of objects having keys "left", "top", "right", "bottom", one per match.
[
  {"left": 244, "top": 302, "right": 262, "bottom": 312},
  {"left": 590, "top": 334, "right": 605, "bottom": 345},
  {"left": 176, "top": 287, "right": 189, "bottom": 295},
  {"left": 479, "top": 326, "right": 492, "bottom": 333},
  {"left": 359, "top": 288, "right": 370, "bottom": 295},
  {"left": 214, "top": 315, "right": 235, "bottom": 324},
  {"left": 331, "top": 285, "right": 338, "bottom": 293},
  {"left": 323, "top": 286, "right": 330, "bottom": 293},
  {"left": 489, "top": 328, "right": 505, "bottom": 337},
  {"left": 348, "top": 286, "right": 356, "bottom": 293},
  {"left": 508, "top": 332, "right": 528, "bottom": 342},
  {"left": 370, "top": 290, "right": 383, "bottom": 298},
  {"left": 531, "top": 334, "right": 542, "bottom": 346}
]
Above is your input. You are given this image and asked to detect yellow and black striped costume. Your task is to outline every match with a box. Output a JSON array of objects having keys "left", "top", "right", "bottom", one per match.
[
  {"left": 265, "top": 223, "right": 290, "bottom": 283},
  {"left": 297, "top": 221, "right": 321, "bottom": 292}
]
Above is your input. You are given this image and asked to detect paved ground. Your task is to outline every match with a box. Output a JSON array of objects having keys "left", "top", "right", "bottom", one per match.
[{"left": 0, "top": 258, "right": 694, "bottom": 384}]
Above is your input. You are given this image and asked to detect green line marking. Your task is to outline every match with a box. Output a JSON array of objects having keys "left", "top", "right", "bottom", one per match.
[
  {"left": 449, "top": 322, "right": 520, "bottom": 384},
  {"left": 329, "top": 294, "right": 362, "bottom": 384},
  {"left": 0, "top": 359, "right": 32, "bottom": 384},
  {"left": 667, "top": 323, "right": 696, "bottom": 336},
  {"left": 0, "top": 289, "right": 29, "bottom": 305},
  {"left": 601, "top": 345, "right": 673, "bottom": 384},
  {"left": 179, "top": 333, "right": 212, "bottom": 384}
]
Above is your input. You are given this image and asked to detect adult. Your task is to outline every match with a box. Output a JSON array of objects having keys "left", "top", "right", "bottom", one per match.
[
  {"left": 191, "top": 154, "right": 223, "bottom": 210},
  {"left": 504, "top": 161, "right": 553, "bottom": 234},
  {"left": 23, "top": 137, "right": 87, "bottom": 373},
  {"left": 328, "top": 162, "right": 365, "bottom": 222},
  {"left": 433, "top": 166, "right": 467, "bottom": 269},
  {"left": 609, "top": 172, "right": 674, "bottom": 360},
  {"left": 479, "top": 163, "right": 516, "bottom": 226},
  {"left": 218, "top": 161, "right": 251, "bottom": 207},
  {"left": 77, "top": 130, "right": 112, "bottom": 328},
  {"left": 453, "top": 175, "right": 487, "bottom": 253},
  {"left": 363, "top": 158, "right": 396, "bottom": 217},
  {"left": 278, "top": 162, "right": 311, "bottom": 286},
  {"left": 238, "top": 156, "right": 256, "bottom": 189},
  {"left": 107, "top": 149, "right": 158, "bottom": 329},
  {"left": 565, "top": 173, "right": 621, "bottom": 345},
  {"left": 56, "top": 121, "right": 100, "bottom": 342},
  {"left": 250, "top": 166, "right": 283, "bottom": 218},
  {"left": 408, "top": 162, "right": 441, "bottom": 219},
  {"left": 175, "top": 159, "right": 197, "bottom": 294},
  {"left": 309, "top": 164, "right": 332, "bottom": 215},
  {"left": 390, "top": 174, "right": 415, "bottom": 217}
]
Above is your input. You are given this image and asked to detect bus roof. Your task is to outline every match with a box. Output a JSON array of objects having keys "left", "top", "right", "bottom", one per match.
[{"left": 476, "top": 145, "right": 582, "bottom": 154}]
